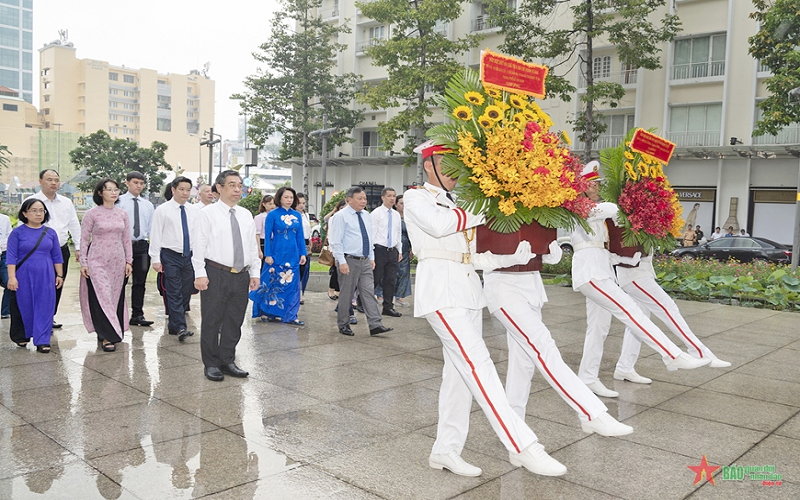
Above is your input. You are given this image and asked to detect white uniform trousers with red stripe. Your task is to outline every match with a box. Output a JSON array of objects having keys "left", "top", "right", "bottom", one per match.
[
  {"left": 616, "top": 277, "right": 711, "bottom": 373},
  {"left": 426, "top": 308, "right": 538, "bottom": 456},
  {"left": 496, "top": 302, "right": 607, "bottom": 422},
  {"left": 577, "top": 279, "right": 683, "bottom": 384}
]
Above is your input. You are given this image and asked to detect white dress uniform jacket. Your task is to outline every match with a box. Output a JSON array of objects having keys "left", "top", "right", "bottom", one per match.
[{"left": 570, "top": 201, "right": 619, "bottom": 290}]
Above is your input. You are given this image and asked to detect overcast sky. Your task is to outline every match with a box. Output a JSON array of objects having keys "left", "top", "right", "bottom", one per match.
[{"left": 35, "top": 0, "right": 281, "bottom": 142}]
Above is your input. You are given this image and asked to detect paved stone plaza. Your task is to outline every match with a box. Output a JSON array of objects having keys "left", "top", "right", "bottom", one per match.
[{"left": 0, "top": 274, "right": 798, "bottom": 499}]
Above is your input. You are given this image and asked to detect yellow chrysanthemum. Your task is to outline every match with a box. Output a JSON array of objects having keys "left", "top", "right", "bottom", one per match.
[
  {"left": 485, "top": 87, "right": 502, "bottom": 99},
  {"left": 485, "top": 105, "right": 503, "bottom": 121},
  {"left": 464, "top": 91, "right": 485, "bottom": 106},
  {"left": 624, "top": 151, "right": 634, "bottom": 160},
  {"left": 453, "top": 106, "right": 472, "bottom": 121},
  {"left": 561, "top": 130, "right": 572, "bottom": 146},
  {"left": 509, "top": 94, "right": 527, "bottom": 109},
  {"left": 478, "top": 115, "right": 494, "bottom": 128}
]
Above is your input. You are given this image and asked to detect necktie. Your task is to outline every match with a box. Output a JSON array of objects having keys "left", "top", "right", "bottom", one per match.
[
  {"left": 387, "top": 208, "right": 392, "bottom": 248},
  {"left": 180, "top": 205, "right": 190, "bottom": 256},
  {"left": 356, "top": 211, "right": 369, "bottom": 258},
  {"left": 230, "top": 207, "right": 245, "bottom": 271},
  {"left": 133, "top": 197, "right": 140, "bottom": 238},
  {"left": 446, "top": 192, "right": 455, "bottom": 204}
]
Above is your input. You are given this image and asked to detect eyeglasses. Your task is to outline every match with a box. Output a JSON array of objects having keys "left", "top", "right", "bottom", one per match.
[
  {"left": 104, "top": 188, "right": 121, "bottom": 193},
  {"left": 25, "top": 209, "right": 45, "bottom": 214}
]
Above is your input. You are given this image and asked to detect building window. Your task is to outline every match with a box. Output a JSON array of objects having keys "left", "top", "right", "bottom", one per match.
[
  {"left": 110, "top": 101, "right": 118, "bottom": 108},
  {"left": 123, "top": 115, "right": 134, "bottom": 122},
  {"left": 752, "top": 105, "right": 800, "bottom": 145},
  {"left": 110, "top": 127, "right": 118, "bottom": 133},
  {"left": 123, "top": 74, "right": 134, "bottom": 83},
  {"left": 21, "top": 69, "right": 29, "bottom": 89},
  {"left": 672, "top": 34, "right": 726, "bottom": 80},
  {"left": 43, "top": 108, "right": 49, "bottom": 115},
  {"left": 157, "top": 95, "right": 171, "bottom": 109},
  {"left": 42, "top": 81, "right": 50, "bottom": 89},
  {"left": 0, "top": 67, "right": 17, "bottom": 88},
  {"left": 109, "top": 113, "right": 118, "bottom": 120},
  {"left": 21, "top": 9, "right": 30, "bottom": 29},
  {"left": 0, "top": 47, "right": 17, "bottom": 68},
  {"left": 668, "top": 103, "right": 722, "bottom": 147},
  {"left": 0, "top": 26, "right": 17, "bottom": 47},
  {"left": 123, "top": 90, "right": 134, "bottom": 97},
  {"left": 21, "top": 29, "right": 29, "bottom": 49},
  {"left": 157, "top": 79, "right": 166, "bottom": 85},
  {"left": 368, "top": 25, "right": 385, "bottom": 41},
  {"left": 123, "top": 128, "right": 134, "bottom": 135},
  {"left": 593, "top": 56, "right": 611, "bottom": 78},
  {"left": 187, "top": 122, "right": 199, "bottom": 134},
  {"left": 109, "top": 88, "right": 118, "bottom": 95},
  {"left": 43, "top": 94, "right": 49, "bottom": 102},
  {"left": 0, "top": 6, "right": 19, "bottom": 28},
  {"left": 109, "top": 72, "right": 118, "bottom": 81},
  {"left": 23, "top": 0, "right": 32, "bottom": 9},
  {"left": 2, "top": 103, "right": 18, "bottom": 111},
  {"left": 122, "top": 102, "right": 134, "bottom": 110},
  {"left": 21, "top": 50, "right": 29, "bottom": 70},
  {"left": 157, "top": 118, "right": 171, "bottom": 131}
]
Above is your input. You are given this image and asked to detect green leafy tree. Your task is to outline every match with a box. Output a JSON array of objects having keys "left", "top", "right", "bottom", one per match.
[
  {"left": 355, "top": 0, "right": 482, "bottom": 184},
  {"left": 0, "top": 144, "right": 9, "bottom": 170},
  {"left": 238, "top": 188, "right": 263, "bottom": 216},
  {"left": 234, "top": 0, "right": 363, "bottom": 197},
  {"left": 488, "top": 0, "right": 680, "bottom": 161},
  {"left": 749, "top": 0, "right": 800, "bottom": 136},
  {"left": 69, "top": 130, "right": 171, "bottom": 193}
]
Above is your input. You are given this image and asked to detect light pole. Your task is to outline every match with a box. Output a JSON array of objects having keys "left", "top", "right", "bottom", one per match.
[
  {"left": 200, "top": 128, "right": 220, "bottom": 184},
  {"left": 309, "top": 114, "right": 336, "bottom": 208},
  {"left": 54, "top": 123, "right": 63, "bottom": 174}
]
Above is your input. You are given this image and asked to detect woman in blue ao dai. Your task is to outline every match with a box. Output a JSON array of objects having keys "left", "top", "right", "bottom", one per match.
[{"left": 250, "top": 187, "right": 307, "bottom": 326}]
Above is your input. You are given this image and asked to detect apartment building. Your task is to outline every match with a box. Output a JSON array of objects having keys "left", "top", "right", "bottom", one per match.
[
  {"left": 0, "top": 0, "right": 33, "bottom": 104},
  {"left": 295, "top": 0, "right": 797, "bottom": 242},
  {"left": 37, "top": 41, "right": 215, "bottom": 180}
]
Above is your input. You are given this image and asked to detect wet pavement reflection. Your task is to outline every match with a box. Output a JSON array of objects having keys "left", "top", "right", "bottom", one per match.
[{"left": 0, "top": 276, "right": 798, "bottom": 499}]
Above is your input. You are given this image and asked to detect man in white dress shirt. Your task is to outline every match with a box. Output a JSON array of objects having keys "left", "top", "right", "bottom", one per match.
[
  {"left": 150, "top": 176, "right": 198, "bottom": 341},
  {"left": 197, "top": 184, "right": 214, "bottom": 207},
  {"left": 404, "top": 142, "right": 566, "bottom": 478},
  {"left": 26, "top": 169, "right": 81, "bottom": 328},
  {"left": 371, "top": 187, "right": 403, "bottom": 317},
  {"left": 118, "top": 171, "right": 156, "bottom": 327},
  {"left": 192, "top": 170, "right": 260, "bottom": 381}
]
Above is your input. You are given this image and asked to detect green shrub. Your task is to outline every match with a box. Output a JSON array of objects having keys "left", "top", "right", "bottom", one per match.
[{"left": 238, "top": 189, "right": 263, "bottom": 217}]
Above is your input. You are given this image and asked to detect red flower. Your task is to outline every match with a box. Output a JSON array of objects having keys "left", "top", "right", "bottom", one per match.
[{"left": 534, "top": 166, "right": 550, "bottom": 176}]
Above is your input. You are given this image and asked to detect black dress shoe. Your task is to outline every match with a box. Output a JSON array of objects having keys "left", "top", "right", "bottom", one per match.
[
  {"left": 52, "top": 321, "right": 62, "bottom": 329},
  {"left": 204, "top": 366, "right": 224, "bottom": 381},
  {"left": 130, "top": 316, "right": 154, "bottom": 326},
  {"left": 177, "top": 329, "right": 194, "bottom": 342},
  {"left": 219, "top": 363, "right": 249, "bottom": 378},
  {"left": 356, "top": 305, "right": 365, "bottom": 313},
  {"left": 382, "top": 308, "right": 402, "bottom": 317},
  {"left": 370, "top": 325, "right": 393, "bottom": 336},
  {"left": 339, "top": 326, "right": 354, "bottom": 336}
]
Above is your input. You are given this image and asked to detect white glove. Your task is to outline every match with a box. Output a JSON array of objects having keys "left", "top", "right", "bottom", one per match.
[
  {"left": 542, "top": 240, "right": 563, "bottom": 265},
  {"left": 614, "top": 251, "right": 642, "bottom": 266},
  {"left": 478, "top": 240, "right": 536, "bottom": 270}
]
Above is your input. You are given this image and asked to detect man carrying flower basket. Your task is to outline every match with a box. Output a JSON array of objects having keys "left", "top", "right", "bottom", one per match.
[
  {"left": 404, "top": 141, "right": 567, "bottom": 478},
  {"left": 572, "top": 162, "right": 711, "bottom": 398}
]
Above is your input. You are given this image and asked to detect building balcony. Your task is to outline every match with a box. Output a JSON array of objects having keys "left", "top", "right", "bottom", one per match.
[
  {"left": 667, "top": 131, "right": 721, "bottom": 147},
  {"left": 352, "top": 146, "right": 389, "bottom": 158},
  {"left": 752, "top": 127, "right": 800, "bottom": 146},
  {"left": 471, "top": 17, "right": 497, "bottom": 32},
  {"left": 574, "top": 134, "right": 627, "bottom": 151},
  {"left": 320, "top": 7, "right": 338, "bottom": 19},
  {"left": 671, "top": 61, "right": 725, "bottom": 81},
  {"left": 578, "top": 70, "right": 638, "bottom": 89},
  {"left": 355, "top": 38, "right": 385, "bottom": 54}
]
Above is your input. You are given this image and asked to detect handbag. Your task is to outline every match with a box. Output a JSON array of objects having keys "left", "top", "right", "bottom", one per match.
[{"left": 317, "top": 240, "right": 335, "bottom": 267}]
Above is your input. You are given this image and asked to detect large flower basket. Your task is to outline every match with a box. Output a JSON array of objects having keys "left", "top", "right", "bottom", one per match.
[{"left": 476, "top": 221, "right": 556, "bottom": 272}]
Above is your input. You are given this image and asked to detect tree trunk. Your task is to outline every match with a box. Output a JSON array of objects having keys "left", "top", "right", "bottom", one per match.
[{"left": 583, "top": 1, "right": 594, "bottom": 164}]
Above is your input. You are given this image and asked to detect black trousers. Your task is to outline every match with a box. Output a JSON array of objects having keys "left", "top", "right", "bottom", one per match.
[
  {"left": 54, "top": 244, "right": 69, "bottom": 314},
  {"left": 130, "top": 240, "right": 150, "bottom": 317},
  {"left": 373, "top": 245, "right": 399, "bottom": 310},
  {"left": 8, "top": 291, "right": 25, "bottom": 343},
  {"left": 86, "top": 277, "right": 126, "bottom": 343},
  {"left": 200, "top": 265, "right": 249, "bottom": 368},
  {"left": 161, "top": 249, "right": 194, "bottom": 333}
]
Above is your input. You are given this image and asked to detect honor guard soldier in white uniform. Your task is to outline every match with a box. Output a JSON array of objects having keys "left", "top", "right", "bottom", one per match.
[
  {"left": 613, "top": 254, "right": 731, "bottom": 384},
  {"left": 404, "top": 141, "right": 567, "bottom": 478},
  {"left": 484, "top": 241, "right": 633, "bottom": 437},
  {"left": 572, "top": 162, "right": 710, "bottom": 398}
]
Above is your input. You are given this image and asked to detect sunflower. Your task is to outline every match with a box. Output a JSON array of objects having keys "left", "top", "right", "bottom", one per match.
[
  {"left": 512, "top": 113, "right": 526, "bottom": 126},
  {"left": 561, "top": 130, "right": 572, "bottom": 146},
  {"left": 485, "top": 87, "right": 502, "bottom": 99},
  {"left": 464, "top": 91, "right": 485, "bottom": 106},
  {"left": 509, "top": 94, "right": 527, "bottom": 109},
  {"left": 522, "top": 109, "right": 537, "bottom": 122},
  {"left": 624, "top": 151, "right": 635, "bottom": 160},
  {"left": 453, "top": 106, "right": 472, "bottom": 121},
  {"left": 478, "top": 115, "right": 494, "bottom": 128},
  {"left": 485, "top": 105, "right": 503, "bottom": 121}
]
